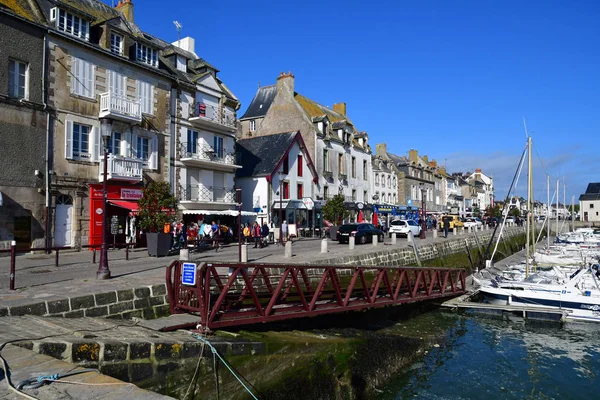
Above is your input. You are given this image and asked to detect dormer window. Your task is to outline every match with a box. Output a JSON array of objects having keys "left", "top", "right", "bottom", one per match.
[
  {"left": 176, "top": 55, "right": 186, "bottom": 72},
  {"left": 136, "top": 43, "right": 158, "bottom": 67},
  {"left": 110, "top": 33, "right": 123, "bottom": 55},
  {"left": 56, "top": 9, "right": 89, "bottom": 40}
]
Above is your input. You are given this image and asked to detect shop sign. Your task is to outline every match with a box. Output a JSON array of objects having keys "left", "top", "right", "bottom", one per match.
[
  {"left": 302, "top": 197, "right": 315, "bottom": 210},
  {"left": 356, "top": 202, "right": 364, "bottom": 210},
  {"left": 121, "top": 188, "right": 143, "bottom": 200}
]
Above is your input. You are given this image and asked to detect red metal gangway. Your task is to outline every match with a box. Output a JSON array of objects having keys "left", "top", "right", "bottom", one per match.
[{"left": 166, "top": 261, "right": 467, "bottom": 333}]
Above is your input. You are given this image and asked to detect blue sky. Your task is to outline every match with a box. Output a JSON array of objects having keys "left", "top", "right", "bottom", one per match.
[{"left": 131, "top": 0, "right": 599, "bottom": 204}]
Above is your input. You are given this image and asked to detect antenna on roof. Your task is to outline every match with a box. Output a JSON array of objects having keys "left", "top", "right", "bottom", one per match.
[{"left": 173, "top": 21, "right": 182, "bottom": 44}]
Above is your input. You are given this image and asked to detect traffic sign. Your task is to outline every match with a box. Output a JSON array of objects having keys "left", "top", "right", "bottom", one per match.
[{"left": 182, "top": 263, "right": 197, "bottom": 286}]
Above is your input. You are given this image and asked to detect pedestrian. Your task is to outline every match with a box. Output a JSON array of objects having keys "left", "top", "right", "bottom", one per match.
[
  {"left": 443, "top": 214, "right": 450, "bottom": 238},
  {"left": 243, "top": 223, "right": 251, "bottom": 243},
  {"left": 261, "top": 221, "right": 270, "bottom": 247},
  {"left": 281, "top": 220, "right": 288, "bottom": 242},
  {"left": 252, "top": 221, "right": 261, "bottom": 248}
]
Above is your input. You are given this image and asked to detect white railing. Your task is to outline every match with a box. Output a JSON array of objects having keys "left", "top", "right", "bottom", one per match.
[
  {"left": 99, "top": 154, "right": 143, "bottom": 182},
  {"left": 192, "top": 103, "right": 236, "bottom": 129},
  {"left": 179, "top": 142, "right": 237, "bottom": 165},
  {"left": 99, "top": 92, "right": 141, "bottom": 121}
]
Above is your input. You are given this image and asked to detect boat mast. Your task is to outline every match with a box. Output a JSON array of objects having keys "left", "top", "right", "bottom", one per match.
[
  {"left": 556, "top": 179, "right": 559, "bottom": 237},
  {"left": 547, "top": 174, "right": 550, "bottom": 250},
  {"left": 526, "top": 136, "right": 532, "bottom": 278},
  {"left": 571, "top": 195, "right": 575, "bottom": 232},
  {"left": 563, "top": 181, "right": 567, "bottom": 231}
]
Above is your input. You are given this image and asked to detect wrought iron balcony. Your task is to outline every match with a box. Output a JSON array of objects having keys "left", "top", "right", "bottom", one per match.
[
  {"left": 189, "top": 103, "right": 237, "bottom": 133},
  {"left": 99, "top": 154, "right": 143, "bottom": 182},
  {"left": 99, "top": 92, "right": 142, "bottom": 123},
  {"left": 179, "top": 142, "right": 240, "bottom": 170},
  {"left": 179, "top": 185, "right": 237, "bottom": 203}
]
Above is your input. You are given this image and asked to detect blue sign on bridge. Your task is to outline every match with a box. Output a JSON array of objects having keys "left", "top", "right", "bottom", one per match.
[{"left": 182, "top": 262, "right": 197, "bottom": 286}]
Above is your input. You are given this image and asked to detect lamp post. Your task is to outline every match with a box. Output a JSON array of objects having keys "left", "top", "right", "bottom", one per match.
[
  {"left": 236, "top": 188, "right": 242, "bottom": 262},
  {"left": 97, "top": 118, "right": 112, "bottom": 279},
  {"left": 420, "top": 184, "right": 426, "bottom": 239},
  {"left": 278, "top": 171, "right": 284, "bottom": 245}
]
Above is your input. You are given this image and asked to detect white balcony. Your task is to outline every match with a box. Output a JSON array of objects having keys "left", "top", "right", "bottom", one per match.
[
  {"left": 179, "top": 185, "right": 237, "bottom": 207},
  {"left": 99, "top": 92, "right": 142, "bottom": 123},
  {"left": 179, "top": 142, "right": 241, "bottom": 171},
  {"left": 99, "top": 154, "right": 143, "bottom": 182},
  {"left": 189, "top": 103, "right": 236, "bottom": 133}
]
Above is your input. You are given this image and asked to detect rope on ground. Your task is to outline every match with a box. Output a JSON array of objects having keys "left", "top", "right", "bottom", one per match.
[
  {"left": 191, "top": 333, "right": 259, "bottom": 400},
  {"left": 16, "top": 369, "right": 100, "bottom": 390}
]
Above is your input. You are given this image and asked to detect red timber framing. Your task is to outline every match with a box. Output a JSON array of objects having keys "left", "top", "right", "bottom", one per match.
[{"left": 166, "top": 261, "right": 467, "bottom": 333}]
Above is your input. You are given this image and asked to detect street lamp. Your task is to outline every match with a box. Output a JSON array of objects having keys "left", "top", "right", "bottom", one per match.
[
  {"left": 278, "top": 171, "right": 284, "bottom": 245},
  {"left": 97, "top": 118, "right": 112, "bottom": 279},
  {"left": 236, "top": 188, "right": 242, "bottom": 262},
  {"left": 420, "top": 183, "right": 426, "bottom": 239}
]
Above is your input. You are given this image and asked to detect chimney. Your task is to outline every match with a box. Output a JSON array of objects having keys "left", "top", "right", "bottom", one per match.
[
  {"left": 173, "top": 37, "right": 196, "bottom": 55},
  {"left": 439, "top": 166, "right": 446, "bottom": 175},
  {"left": 276, "top": 71, "right": 294, "bottom": 97},
  {"left": 375, "top": 143, "right": 387, "bottom": 156},
  {"left": 116, "top": 0, "right": 134, "bottom": 23},
  {"left": 333, "top": 102, "right": 346, "bottom": 116},
  {"left": 429, "top": 160, "right": 437, "bottom": 168},
  {"left": 408, "top": 149, "right": 418, "bottom": 163},
  {"left": 423, "top": 155, "right": 429, "bottom": 163}
]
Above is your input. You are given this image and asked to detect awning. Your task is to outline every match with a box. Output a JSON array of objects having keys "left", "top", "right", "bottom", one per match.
[
  {"left": 182, "top": 209, "right": 257, "bottom": 216},
  {"left": 108, "top": 200, "right": 139, "bottom": 212}
]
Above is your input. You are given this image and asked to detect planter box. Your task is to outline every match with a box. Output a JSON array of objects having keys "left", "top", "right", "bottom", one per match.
[
  {"left": 146, "top": 232, "right": 171, "bottom": 257},
  {"left": 329, "top": 226, "right": 338, "bottom": 241}
]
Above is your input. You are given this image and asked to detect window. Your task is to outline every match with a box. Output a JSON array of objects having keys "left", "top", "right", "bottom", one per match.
[
  {"left": 324, "top": 186, "right": 329, "bottom": 199},
  {"left": 71, "top": 57, "right": 94, "bottom": 98},
  {"left": 249, "top": 119, "right": 256, "bottom": 132},
  {"left": 283, "top": 155, "right": 289, "bottom": 174},
  {"left": 110, "top": 33, "right": 123, "bottom": 55},
  {"left": 187, "top": 129, "right": 198, "bottom": 154},
  {"left": 137, "top": 80, "right": 154, "bottom": 115},
  {"left": 323, "top": 149, "right": 330, "bottom": 172},
  {"left": 351, "top": 157, "right": 356, "bottom": 178},
  {"left": 590, "top": 204, "right": 594, "bottom": 209},
  {"left": 65, "top": 121, "right": 98, "bottom": 161},
  {"left": 8, "top": 59, "right": 27, "bottom": 99},
  {"left": 57, "top": 9, "right": 89, "bottom": 40},
  {"left": 136, "top": 43, "right": 158, "bottom": 67},
  {"left": 363, "top": 160, "right": 367, "bottom": 180},
  {"left": 363, "top": 191, "right": 367, "bottom": 202},
  {"left": 298, "top": 155, "right": 303, "bottom": 177},
  {"left": 352, "top": 189, "right": 356, "bottom": 201},
  {"left": 132, "top": 132, "right": 157, "bottom": 169},
  {"left": 297, "top": 184, "right": 303, "bottom": 199},
  {"left": 213, "top": 136, "right": 224, "bottom": 158},
  {"left": 136, "top": 136, "right": 149, "bottom": 162},
  {"left": 338, "top": 153, "right": 344, "bottom": 174},
  {"left": 108, "top": 132, "right": 121, "bottom": 155},
  {"left": 283, "top": 182, "right": 289, "bottom": 199},
  {"left": 387, "top": 176, "right": 391, "bottom": 188},
  {"left": 108, "top": 70, "right": 126, "bottom": 97}
]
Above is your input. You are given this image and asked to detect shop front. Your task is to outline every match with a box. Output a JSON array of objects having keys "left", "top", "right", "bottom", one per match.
[{"left": 89, "top": 184, "right": 143, "bottom": 248}]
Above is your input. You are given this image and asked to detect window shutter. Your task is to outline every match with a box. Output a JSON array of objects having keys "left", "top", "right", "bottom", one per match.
[
  {"left": 87, "top": 61, "right": 94, "bottom": 98},
  {"left": 149, "top": 136, "right": 158, "bottom": 169},
  {"left": 65, "top": 120, "right": 73, "bottom": 159},
  {"left": 122, "top": 131, "right": 131, "bottom": 157},
  {"left": 90, "top": 126, "right": 100, "bottom": 162},
  {"left": 71, "top": 58, "right": 79, "bottom": 95},
  {"left": 148, "top": 85, "right": 154, "bottom": 114},
  {"left": 131, "top": 132, "right": 138, "bottom": 158}
]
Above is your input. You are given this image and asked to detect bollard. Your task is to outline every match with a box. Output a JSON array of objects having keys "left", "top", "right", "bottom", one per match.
[
  {"left": 468, "top": 226, "right": 472, "bottom": 233},
  {"left": 179, "top": 248, "right": 189, "bottom": 261},
  {"left": 391, "top": 234, "right": 397, "bottom": 245},
  {"left": 241, "top": 244, "right": 248, "bottom": 262},
  {"left": 453, "top": 227, "right": 457, "bottom": 236},
  {"left": 349, "top": 235, "right": 355, "bottom": 250},
  {"left": 372, "top": 234, "right": 378, "bottom": 246},
  {"left": 284, "top": 241, "right": 293, "bottom": 258},
  {"left": 407, "top": 231, "right": 413, "bottom": 243},
  {"left": 126, "top": 244, "right": 129, "bottom": 260},
  {"left": 92, "top": 248, "right": 97, "bottom": 263},
  {"left": 10, "top": 240, "right": 16, "bottom": 290},
  {"left": 460, "top": 226, "right": 465, "bottom": 235},
  {"left": 55, "top": 249, "right": 59, "bottom": 267},
  {"left": 433, "top": 229, "right": 438, "bottom": 239},
  {"left": 321, "top": 238, "right": 328, "bottom": 254}
]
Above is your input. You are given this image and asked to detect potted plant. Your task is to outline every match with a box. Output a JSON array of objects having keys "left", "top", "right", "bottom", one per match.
[{"left": 138, "top": 181, "right": 178, "bottom": 257}]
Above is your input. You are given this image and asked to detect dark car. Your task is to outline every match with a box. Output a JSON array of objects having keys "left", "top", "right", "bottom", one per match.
[{"left": 337, "top": 223, "right": 384, "bottom": 244}]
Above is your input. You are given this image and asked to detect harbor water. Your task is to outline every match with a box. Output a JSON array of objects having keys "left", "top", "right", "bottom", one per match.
[{"left": 377, "top": 311, "right": 600, "bottom": 400}]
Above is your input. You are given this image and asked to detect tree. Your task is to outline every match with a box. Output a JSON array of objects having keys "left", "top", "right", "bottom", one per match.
[
  {"left": 322, "top": 194, "right": 349, "bottom": 225},
  {"left": 137, "top": 181, "right": 178, "bottom": 232},
  {"left": 485, "top": 205, "right": 502, "bottom": 218},
  {"left": 508, "top": 207, "right": 521, "bottom": 217}
]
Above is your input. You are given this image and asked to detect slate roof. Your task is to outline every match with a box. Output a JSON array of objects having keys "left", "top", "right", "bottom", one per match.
[
  {"left": 235, "top": 132, "right": 297, "bottom": 178},
  {"left": 294, "top": 93, "right": 348, "bottom": 124},
  {"left": 579, "top": 183, "right": 600, "bottom": 201},
  {"left": 239, "top": 85, "right": 277, "bottom": 120}
]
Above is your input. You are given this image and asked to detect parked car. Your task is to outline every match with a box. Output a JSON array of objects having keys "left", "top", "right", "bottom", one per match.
[
  {"left": 505, "top": 216, "right": 515, "bottom": 223},
  {"left": 337, "top": 223, "right": 384, "bottom": 244},
  {"left": 389, "top": 219, "right": 421, "bottom": 238},
  {"left": 463, "top": 217, "right": 483, "bottom": 228},
  {"left": 439, "top": 215, "right": 464, "bottom": 230}
]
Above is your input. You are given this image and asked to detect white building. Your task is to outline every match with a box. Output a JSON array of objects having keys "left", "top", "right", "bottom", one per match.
[
  {"left": 466, "top": 168, "right": 494, "bottom": 211},
  {"left": 579, "top": 183, "right": 600, "bottom": 222}
]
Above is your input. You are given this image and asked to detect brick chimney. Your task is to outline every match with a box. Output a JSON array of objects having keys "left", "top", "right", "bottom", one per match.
[
  {"left": 475, "top": 168, "right": 482, "bottom": 173},
  {"left": 423, "top": 155, "right": 429, "bottom": 163},
  {"left": 333, "top": 102, "right": 346, "bottom": 116},
  {"left": 116, "top": 0, "right": 134, "bottom": 23},
  {"left": 276, "top": 71, "right": 294, "bottom": 97},
  {"left": 408, "top": 149, "right": 418, "bottom": 163},
  {"left": 375, "top": 143, "right": 387, "bottom": 156},
  {"left": 429, "top": 160, "right": 437, "bottom": 168}
]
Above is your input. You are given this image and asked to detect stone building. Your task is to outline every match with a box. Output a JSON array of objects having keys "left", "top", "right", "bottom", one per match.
[
  {"left": 0, "top": 5, "right": 48, "bottom": 248},
  {"left": 395, "top": 149, "right": 445, "bottom": 214},
  {"left": 239, "top": 72, "right": 372, "bottom": 222}
]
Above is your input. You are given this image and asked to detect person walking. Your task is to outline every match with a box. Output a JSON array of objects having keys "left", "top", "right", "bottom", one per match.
[
  {"left": 252, "top": 221, "right": 261, "bottom": 248},
  {"left": 281, "top": 220, "right": 288, "bottom": 242},
  {"left": 243, "top": 223, "right": 251, "bottom": 244},
  {"left": 442, "top": 214, "right": 450, "bottom": 238}
]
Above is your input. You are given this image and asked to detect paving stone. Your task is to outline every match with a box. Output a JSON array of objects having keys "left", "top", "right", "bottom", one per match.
[
  {"left": 153, "top": 304, "right": 171, "bottom": 318},
  {"left": 130, "top": 342, "right": 151, "bottom": 359},
  {"left": 134, "top": 298, "right": 151, "bottom": 309},
  {"left": 10, "top": 302, "right": 47, "bottom": 316},
  {"left": 38, "top": 341, "right": 67, "bottom": 359},
  {"left": 151, "top": 284, "right": 167, "bottom": 296},
  {"left": 109, "top": 301, "right": 133, "bottom": 314},
  {"left": 71, "top": 341, "right": 101, "bottom": 362},
  {"left": 154, "top": 342, "right": 183, "bottom": 360},
  {"left": 70, "top": 295, "right": 95, "bottom": 310},
  {"left": 102, "top": 341, "right": 128, "bottom": 362},
  {"left": 142, "top": 308, "right": 155, "bottom": 320},
  {"left": 134, "top": 287, "right": 151, "bottom": 299},
  {"left": 117, "top": 289, "right": 134, "bottom": 301},
  {"left": 99, "top": 362, "right": 130, "bottom": 382},
  {"left": 94, "top": 291, "right": 117, "bottom": 305},
  {"left": 130, "top": 362, "right": 154, "bottom": 382},
  {"left": 47, "top": 299, "right": 70, "bottom": 314},
  {"left": 63, "top": 310, "right": 85, "bottom": 318},
  {"left": 149, "top": 295, "right": 165, "bottom": 306},
  {"left": 14, "top": 341, "right": 33, "bottom": 350},
  {"left": 85, "top": 306, "right": 108, "bottom": 317}
]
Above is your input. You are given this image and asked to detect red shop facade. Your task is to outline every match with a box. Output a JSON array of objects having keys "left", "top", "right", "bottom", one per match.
[{"left": 89, "top": 183, "right": 144, "bottom": 248}]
